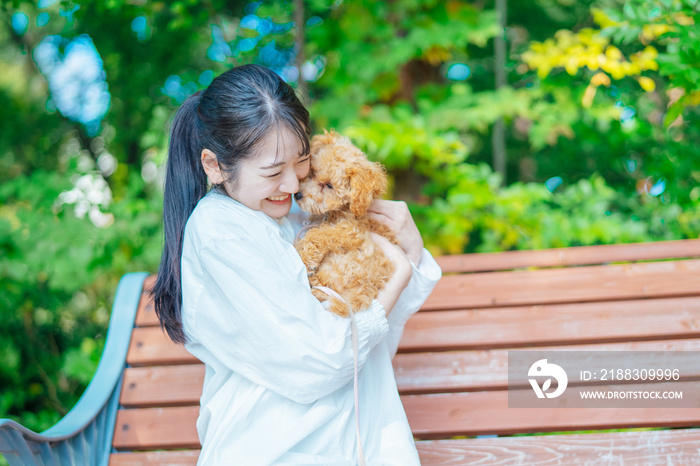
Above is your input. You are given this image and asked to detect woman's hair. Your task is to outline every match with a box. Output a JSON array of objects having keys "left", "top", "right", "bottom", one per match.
[{"left": 152, "top": 64, "right": 311, "bottom": 344}]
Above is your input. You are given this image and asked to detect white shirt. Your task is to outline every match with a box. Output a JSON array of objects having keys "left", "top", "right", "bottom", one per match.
[{"left": 181, "top": 190, "right": 442, "bottom": 465}]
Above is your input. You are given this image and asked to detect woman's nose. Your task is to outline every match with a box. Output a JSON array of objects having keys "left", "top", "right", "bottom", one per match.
[{"left": 280, "top": 170, "right": 299, "bottom": 193}]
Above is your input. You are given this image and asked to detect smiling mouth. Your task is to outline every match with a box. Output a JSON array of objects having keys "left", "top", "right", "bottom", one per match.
[{"left": 267, "top": 195, "right": 290, "bottom": 202}]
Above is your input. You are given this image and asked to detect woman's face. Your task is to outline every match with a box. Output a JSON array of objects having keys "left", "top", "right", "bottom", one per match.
[{"left": 226, "top": 126, "right": 310, "bottom": 218}]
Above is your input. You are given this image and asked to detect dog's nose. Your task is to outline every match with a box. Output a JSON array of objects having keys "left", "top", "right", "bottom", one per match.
[{"left": 294, "top": 192, "right": 303, "bottom": 201}]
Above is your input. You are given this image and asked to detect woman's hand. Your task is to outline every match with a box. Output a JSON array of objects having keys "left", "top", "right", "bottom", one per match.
[
  {"left": 371, "top": 232, "right": 412, "bottom": 317},
  {"left": 368, "top": 200, "right": 424, "bottom": 266}
]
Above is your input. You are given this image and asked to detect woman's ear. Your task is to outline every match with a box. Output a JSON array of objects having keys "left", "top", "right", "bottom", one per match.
[{"left": 201, "top": 149, "right": 224, "bottom": 184}]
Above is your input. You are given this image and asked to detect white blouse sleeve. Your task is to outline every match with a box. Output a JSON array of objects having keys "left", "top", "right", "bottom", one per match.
[
  {"left": 186, "top": 233, "right": 389, "bottom": 404},
  {"left": 384, "top": 248, "right": 442, "bottom": 358}
]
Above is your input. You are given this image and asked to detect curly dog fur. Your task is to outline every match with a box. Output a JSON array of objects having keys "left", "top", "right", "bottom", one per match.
[{"left": 294, "top": 130, "right": 397, "bottom": 317}]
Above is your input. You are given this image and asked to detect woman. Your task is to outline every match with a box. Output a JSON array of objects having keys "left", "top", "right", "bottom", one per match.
[{"left": 152, "top": 64, "right": 441, "bottom": 465}]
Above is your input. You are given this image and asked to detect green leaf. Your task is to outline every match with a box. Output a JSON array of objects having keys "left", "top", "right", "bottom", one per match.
[{"left": 664, "top": 100, "right": 684, "bottom": 127}]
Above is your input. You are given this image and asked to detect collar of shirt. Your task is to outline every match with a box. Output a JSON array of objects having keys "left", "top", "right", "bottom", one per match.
[{"left": 205, "top": 189, "right": 296, "bottom": 243}]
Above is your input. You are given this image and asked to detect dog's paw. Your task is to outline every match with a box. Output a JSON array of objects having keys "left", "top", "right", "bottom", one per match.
[{"left": 327, "top": 298, "right": 351, "bottom": 318}]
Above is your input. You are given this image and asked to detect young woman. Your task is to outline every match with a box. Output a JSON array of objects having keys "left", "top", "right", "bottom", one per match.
[{"left": 152, "top": 64, "right": 441, "bottom": 465}]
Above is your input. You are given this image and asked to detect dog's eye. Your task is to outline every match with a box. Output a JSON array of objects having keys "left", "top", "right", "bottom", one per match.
[{"left": 324, "top": 183, "right": 333, "bottom": 189}]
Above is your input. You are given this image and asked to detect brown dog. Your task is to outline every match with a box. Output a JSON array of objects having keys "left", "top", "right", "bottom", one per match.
[{"left": 294, "top": 130, "right": 397, "bottom": 317}]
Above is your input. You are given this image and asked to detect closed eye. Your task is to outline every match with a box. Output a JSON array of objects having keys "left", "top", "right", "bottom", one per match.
[
  {"left": 324, "top": 183, "right": 333, "bottom": 189},
  {"left": 265, "top": 155, "right": 309, "bottom": 178}
]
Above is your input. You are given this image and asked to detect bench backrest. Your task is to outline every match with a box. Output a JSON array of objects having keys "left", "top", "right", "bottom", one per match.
[{"left": 108, "top": 239, "right": 700, "bottom": 464}]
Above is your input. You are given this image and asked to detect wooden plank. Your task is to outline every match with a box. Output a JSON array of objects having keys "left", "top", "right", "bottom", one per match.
[
  {"left": 125, "top": 296, "right": 700, "bottom": 366},
  {"left": 394, "top": 338, "right": 700, "bottom": 394},
  {"left": 135, "top": 275, "right": 159, "bottom": 327},
  {"left": 136, "top": 254, "right": 700, "bottom": 321},
  {"left": 120, "top": 365, "right": 204, "bottom": 407},
  {"left": 119, "top": 339, "right": 700, "bottom": 408},
  {"left": 112, "top": 390, "right": 700, "bottom": 450},
  {"left": 113, "top": 407, "right": 200, "bottom": 450},
  {"left": 107, "top": 428, "right": 700, "bottom": 465},
  {"left": 126, "top": 327, "right": 197, "bottom": 366},
  {"left": 137, "top": 244, "right": 700, "bottom": 324},
  {"left": 422, "top": 259, "right": 700, "bottom": 311},
  {"left": 109, "top": 450, "right": 199, "bottom": 466},
  {"left": 415, "top": 429, "right": 700, "bottom": 465},
  {"left": 135, "top": 276, "right": 157, "bottom": 327},
  {"left": 403, "top": 385, "right": 700, "bottom": 439},
  {"left": 402, "top": 297, "right": 700, "bottom": 351},
  {"left": 135, "top": 308, "right": 159, "bottom": 327},
  {"left": 435, "top": 239, "right": 700, "bottom": 273}
]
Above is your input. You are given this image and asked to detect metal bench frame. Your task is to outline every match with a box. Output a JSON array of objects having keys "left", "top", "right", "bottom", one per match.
[{"left": 0, "top": 273, "right": 148, "bottom": 466}]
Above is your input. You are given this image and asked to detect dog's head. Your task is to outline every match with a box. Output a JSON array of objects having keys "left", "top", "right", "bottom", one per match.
[{"left": 294, "top": 130, "right": 387, "bottom": 217}]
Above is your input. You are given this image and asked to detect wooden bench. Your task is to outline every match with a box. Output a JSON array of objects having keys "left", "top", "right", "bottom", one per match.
[{"left": 2, "top": 238, "right": 700, "bottom": 465}]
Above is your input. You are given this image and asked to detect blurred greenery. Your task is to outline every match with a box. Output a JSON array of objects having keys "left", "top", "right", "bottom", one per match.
[{"left": 0, "top": 0, "right": 698, "bottom": 441}]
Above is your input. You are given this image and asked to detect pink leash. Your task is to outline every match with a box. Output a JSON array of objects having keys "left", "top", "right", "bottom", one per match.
[
  {"left": 312, "top": 286, "right": 366, "bottom": 466},
  {"left": 294, "top": 217, "right": 324, "bottom": 243}
]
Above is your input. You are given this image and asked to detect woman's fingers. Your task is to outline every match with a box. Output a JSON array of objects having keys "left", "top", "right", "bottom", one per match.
[
  {"left": 368, "top": 200, "right": 424, "bottom": 265},
  {"left": 367, "top": 199, "right": 404, "bottom": 229},
  {"left": 370, "top": 232, "right": 408, "bottom": 267},
  {"left": 370, "top": 232, "right": 412, "bottom": 296}
]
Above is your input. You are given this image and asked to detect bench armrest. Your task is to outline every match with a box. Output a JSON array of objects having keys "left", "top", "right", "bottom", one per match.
[{"left": 0, "top": 272, "right": 149, "bottom": 466}]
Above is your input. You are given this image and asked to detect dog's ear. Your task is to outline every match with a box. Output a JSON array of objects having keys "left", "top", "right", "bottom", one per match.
[
  {"left": 310, "top": 129, "right": 338, "bottom": 155},
  {"left": 348, "top": 159, "right": 387, "bottom": 217}
]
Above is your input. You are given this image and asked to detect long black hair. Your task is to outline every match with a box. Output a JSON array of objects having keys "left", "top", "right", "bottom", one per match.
[{"left": 152, "top": 64, "right": 311, "bottom": 344}]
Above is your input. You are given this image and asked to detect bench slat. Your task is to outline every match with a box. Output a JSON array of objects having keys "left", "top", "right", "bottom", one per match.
[
  {"left": 113, "top": 407, "right": 200, "bottom": 450},
  {"left": 126, "top": 296, "right": 700, "bottom": 366},
  {"left": 135, "top": 255, "right": 700, "bottom": 323},
  {"left": 423, "top": 259, "right": 700, "bottom": 311},
  {"left": 394, "top": 338, "right": 700, "bottom": 394},
  {"left": 135, "top": 299, "right": 158, "bottom": 328},
  {"left": 120, "top": 338, "right": 700, "bottom": 407},
  {"left": 109, "top": 450, "right": 199, "bottom": 466},
  {"left": 134, "top": 276, "right": 156, "bottom": 328},
  {"left": 402, "top": 296, "right": 700, "bottom": 351},
  {"left": 135, "top": 240, "right": 700, "bottom": 324},
  {"left": 120, "top": 365, "right": 204, "bottom": 407},
  {"left": 126, "top": 328, "right": 195, "bottom": 366},
  {"left": 435, "top": 238, "right": 700, "bottom": 273},
  {"left": 112, "top": 386, "right": 700, "bottom": 450},
  {"left": 107, "top": 428, "right": 700, "bottom": 465},
  {"left": 403, "top": 386, "right": 700, "bottom": 438},
  {"left": 415, "top": 429, "right": 700, "bottom": 465}
]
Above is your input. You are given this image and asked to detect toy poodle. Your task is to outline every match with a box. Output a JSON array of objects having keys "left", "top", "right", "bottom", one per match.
[{"left": 294, "top": 130, "right": 398, "bottom": 317}]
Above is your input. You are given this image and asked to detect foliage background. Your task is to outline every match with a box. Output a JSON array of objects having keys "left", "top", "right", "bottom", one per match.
[{"left": 0, "top": 0, "right": 698, "bottom": 439}]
